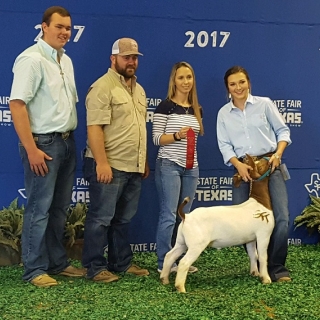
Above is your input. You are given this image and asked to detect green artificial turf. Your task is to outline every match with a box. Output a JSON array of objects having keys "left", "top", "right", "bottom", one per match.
[{"left": 1, "top": 245, "right": 320, "bottom": 320}]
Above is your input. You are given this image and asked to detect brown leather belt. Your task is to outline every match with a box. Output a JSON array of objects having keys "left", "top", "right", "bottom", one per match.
[{"left": 238, "top": 152, "right": 274, "bottom": 163}]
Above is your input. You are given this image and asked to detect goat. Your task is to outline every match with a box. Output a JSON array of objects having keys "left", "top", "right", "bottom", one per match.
[{"left": 160, "top": 154, "right": 275, "bottom": 293}]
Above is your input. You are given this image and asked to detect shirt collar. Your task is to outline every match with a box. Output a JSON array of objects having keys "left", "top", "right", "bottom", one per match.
[
  {"left": 229, "top": 93, "right": 254, "bottom": 112},
  {"left": 37, "top": 38, "right": 65, "bottom": 61}
]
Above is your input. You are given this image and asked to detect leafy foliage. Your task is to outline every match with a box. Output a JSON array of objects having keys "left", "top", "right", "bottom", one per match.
[
  {"left": 0, "top": 199, "right": 88, "bottom": 252},
  {"left": 64, "top": 202, "right": 87, "bottom": 248},
  {"left": 0, "top": 198, "right": 24, "bottom": 251},
  {"left": 294, "top": 195, "right": 320, "bottom": 233},
  {"left": 1, "top": 246, "right": 320, "bottom": 319}
]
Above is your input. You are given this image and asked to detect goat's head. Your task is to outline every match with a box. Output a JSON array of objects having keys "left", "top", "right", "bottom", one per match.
[{"left": 233, "top": 154, "right": 271, "bottom": 187}]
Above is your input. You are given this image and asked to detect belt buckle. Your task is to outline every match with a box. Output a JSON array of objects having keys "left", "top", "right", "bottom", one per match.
[{"left": 61, "top": 131, "right": 70, "bottom": 140}]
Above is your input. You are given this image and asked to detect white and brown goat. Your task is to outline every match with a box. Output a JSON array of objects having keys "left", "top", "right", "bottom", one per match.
[{"left": 160, "top": 154, "right": 274, "bottom": 293}]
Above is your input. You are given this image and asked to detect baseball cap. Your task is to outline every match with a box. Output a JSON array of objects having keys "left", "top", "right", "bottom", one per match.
[{"left": 111, "top": 38, "right": 143, "bottom": 56}]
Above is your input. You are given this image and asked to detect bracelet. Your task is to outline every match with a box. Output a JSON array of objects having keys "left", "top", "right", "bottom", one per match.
[
  {"left": 273, "top": 153, "right": 281, "bottom": 159},
  {"left": 173, "top": 132, "right": 181, "bottom": 141}
]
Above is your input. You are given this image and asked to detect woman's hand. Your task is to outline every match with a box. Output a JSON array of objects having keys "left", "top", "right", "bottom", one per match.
[
  {"left": 178, "top": 126, "right": 191, "bottom": 139},
  {"left": 269, "top": 153, "right": 281, "bottom": 173},
  {"left": 236, "top": 162, "right": 253, "bottom": 182}
]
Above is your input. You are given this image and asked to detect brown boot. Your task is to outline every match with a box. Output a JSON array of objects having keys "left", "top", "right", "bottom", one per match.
[
  {"left": 92, "top": 270, "right": 119, "bottom": 283},
  {"left": 30, "top": 274, "right": 58, "bottom": 288},
  {"left": 58, "top": 265, "right": 86, "bottom": 277},
  {"left": 126, "top": 264, "right": 149, "bottom": 276},
  {"left": 277, "top": 276, "right": 291, "bottom": 282}
]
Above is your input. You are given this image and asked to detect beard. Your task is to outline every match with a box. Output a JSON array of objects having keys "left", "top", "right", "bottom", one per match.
[{"left": 115, "top": 60, "right": 136, "bottom": 79}]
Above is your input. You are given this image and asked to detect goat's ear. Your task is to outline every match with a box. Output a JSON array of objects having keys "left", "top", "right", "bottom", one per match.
[
  {"left": 245, "top": 154, "right": 255, "bottom": 168},
  {"left": 233, "top": 173, "right": 242, "bottom": 188}
]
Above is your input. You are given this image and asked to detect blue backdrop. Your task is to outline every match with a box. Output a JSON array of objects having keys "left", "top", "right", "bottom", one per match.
[{"left": 1, "top": 0, "right": 320, "bottom": 251}]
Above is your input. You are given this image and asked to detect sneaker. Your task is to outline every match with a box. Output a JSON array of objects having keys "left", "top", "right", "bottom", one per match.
[
  {"left": 157, "top": 265, "right": 198, "bottom": 274},
  {"left": 58, "top": 265, "right": 86, "bottom": 277},
  {"left": 126, "top": 264, "right": 149, "bottom": 276},
  {"left": 30, "top": 274, "right": 58, "bottom": 288},
  {"left": 276, "top": 276, "right": 291, "bottom": 282},
  {"left": 92, "top": 270, "right": 119, "bottom": 283}
]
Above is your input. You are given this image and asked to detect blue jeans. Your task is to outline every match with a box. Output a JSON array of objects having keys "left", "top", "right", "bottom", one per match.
[
  {"left": 19, "top": 132, "right": 76, "bottom": 281},
  {"left": 155, "top": 158, "right": 199, "bottom": 270},
  {"left": 233, "top": 167, "right": 290, "bottom": 281},
  {"left": 82, "top": 157, "right": 142, "bottom": 278}
]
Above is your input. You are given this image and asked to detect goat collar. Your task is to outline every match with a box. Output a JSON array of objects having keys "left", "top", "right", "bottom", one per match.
[{"left": 255, "top": 157, "right": 271, "bottom": 181}]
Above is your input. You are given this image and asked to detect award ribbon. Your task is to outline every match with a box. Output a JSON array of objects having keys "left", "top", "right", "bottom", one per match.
[{"left": 186, "top": 128, "right": 195, "bottom": 169}]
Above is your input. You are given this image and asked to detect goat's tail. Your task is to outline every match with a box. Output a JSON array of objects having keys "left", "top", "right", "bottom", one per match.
[{"left": 178, "top": 197, "right": 190, "bottom": 221}]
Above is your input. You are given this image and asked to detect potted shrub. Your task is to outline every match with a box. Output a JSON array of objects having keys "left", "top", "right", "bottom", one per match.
[
  {"left": 64, "top": 202, "right": 88, "bottom": 260},
  {"left": 0, "top": 198, "right": 23, "bottom": 266},
  {"left": 294, "top": 195, "right": 320, "bottom": 235},
  {"left": 0, "top": 199, "right": 88, "bottom": 264}
]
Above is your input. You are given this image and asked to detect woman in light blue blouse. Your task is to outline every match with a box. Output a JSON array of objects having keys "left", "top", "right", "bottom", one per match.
[{"left": 216, "top": 65, "right": 291, "bottom": 282}]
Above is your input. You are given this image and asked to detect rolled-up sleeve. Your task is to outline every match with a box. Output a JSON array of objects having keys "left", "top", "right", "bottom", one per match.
[
  {"left": 152, "top": 112, "right": 167, "bottom": 146},
  {"left": 266, "top": 99, "right": 292, "bottom": 146}
]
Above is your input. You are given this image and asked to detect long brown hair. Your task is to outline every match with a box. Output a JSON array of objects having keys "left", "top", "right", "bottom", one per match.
[{"left": 167, "top": 62, "right": 204, "bottom": 135}]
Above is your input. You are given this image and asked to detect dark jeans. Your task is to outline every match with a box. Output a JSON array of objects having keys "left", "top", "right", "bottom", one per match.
[
  {"left": 19, "top": 132, "right": 76, "bottom": 281},
  {"left": 233, "top": 167, "right": 290, "bottom": 281},
  {"left": 82, "top": 157, "right": 142, "bottom": 278}
]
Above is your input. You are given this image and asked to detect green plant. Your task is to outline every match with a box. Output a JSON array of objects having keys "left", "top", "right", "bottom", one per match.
[
  {"left": 64, "top": 202, "right": 88, "bottom": 248},
  {"left": 294, "top": 195, "right": 320, "bottom": 233},
  {"left": 1, "top": 246, "right": 320, "bottom": 320},
  {"left": 0, "top": 198, "right": 24, "bottom": 252}
]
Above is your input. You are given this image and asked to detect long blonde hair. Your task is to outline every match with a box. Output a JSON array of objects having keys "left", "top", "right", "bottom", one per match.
[{"left": 167, "top": 62, "right": 204, "bottom": 135}]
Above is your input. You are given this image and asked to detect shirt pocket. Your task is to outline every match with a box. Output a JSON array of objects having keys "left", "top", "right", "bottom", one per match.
[
  {"left": 248, "top": 113, "right": 268, "bottom": 129},
  {"left": 111, "top": 89, "right": 130, "bottom": 126},
  {"left": 136, "top": 91, "right": 147, "bottom": 117}
]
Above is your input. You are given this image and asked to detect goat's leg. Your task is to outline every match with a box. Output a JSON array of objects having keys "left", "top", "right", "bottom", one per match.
[
  {"left": 160, "top": 244, "right": 186, "bottom": 285},
  {"left": 246, "top": 241, "right": 259, "bottom": 277},
  {"left": 175, "top": 246, "right": 205, "bottom": 293},
  {"left": 256, "top": 238, "right": 271, "bottom": 284}
]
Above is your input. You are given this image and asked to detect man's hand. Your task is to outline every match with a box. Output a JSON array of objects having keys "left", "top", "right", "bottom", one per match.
[
  {"left": 142, "top": 162, "right": 150, "bottom": 179},
  {"left": 28, "top": 149, "right": 52, "bottom": 176},
  {"left": 96, "top": 163, "right": 113, "bottom": 184}
]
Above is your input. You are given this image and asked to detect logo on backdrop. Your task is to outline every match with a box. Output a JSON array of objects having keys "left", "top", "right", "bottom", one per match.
[
  {"left": 184, "top": 30, "right": 231, "bottom": 48},
  {"left": 146, "top": 98, "right": 162, "bottom": 123},
  {"left": 273, "top": 99, "right": 302, "bottom": 127},
  {"left": 18, "top": 176, "right": 90, "bottom": 203},
  {"left": 195, "top": 176, "right": 233, "bottom": 202},
  {"left": 304, "top": 173, "right": 320, "bottom": 197},
  {"left": 0, "top": 96, "right": 12, "bottom": 127},
  {"left": 34, "top": 25, "right": 85, "bottom": 42}
]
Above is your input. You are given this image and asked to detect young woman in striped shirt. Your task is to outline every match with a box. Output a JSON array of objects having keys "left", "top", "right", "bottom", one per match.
[{"left": 152, "top": 61, "right": 204, "bottom": 273}]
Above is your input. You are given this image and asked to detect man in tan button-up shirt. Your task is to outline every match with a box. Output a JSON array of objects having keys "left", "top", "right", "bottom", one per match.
[{"left": 82, "top": 38, "right": 150, "bottom": 283}]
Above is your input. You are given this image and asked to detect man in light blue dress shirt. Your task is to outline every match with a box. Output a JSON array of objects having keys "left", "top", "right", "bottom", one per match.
[
  {"left": 217, "top": 66, "right": 292, "bottom": 282},
  {"left": 9, "top": 6, "right": 84, "bottom": 287}
]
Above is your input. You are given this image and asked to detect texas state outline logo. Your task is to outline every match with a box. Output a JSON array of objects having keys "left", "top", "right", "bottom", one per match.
[{"left": 304, "top": 173, "right": 320, "bottom": 197}]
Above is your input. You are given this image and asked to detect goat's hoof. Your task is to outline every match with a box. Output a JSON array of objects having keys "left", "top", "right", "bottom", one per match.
[
  {"left": 261, "top": 278, "right": 271, "bottom": 284},
  {"left": 160, "top": 277, "right": 169, "bottom": 285},
  {"left": 175, "top": 285, "right": 186, "bottom": 293},
  {"left": 250, "top": 270, "right": 260, "bottom": 277}
]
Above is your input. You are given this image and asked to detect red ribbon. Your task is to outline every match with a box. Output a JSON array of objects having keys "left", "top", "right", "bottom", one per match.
[{"left": 186, "top": 128, "right": 195, "bottom": 169}]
